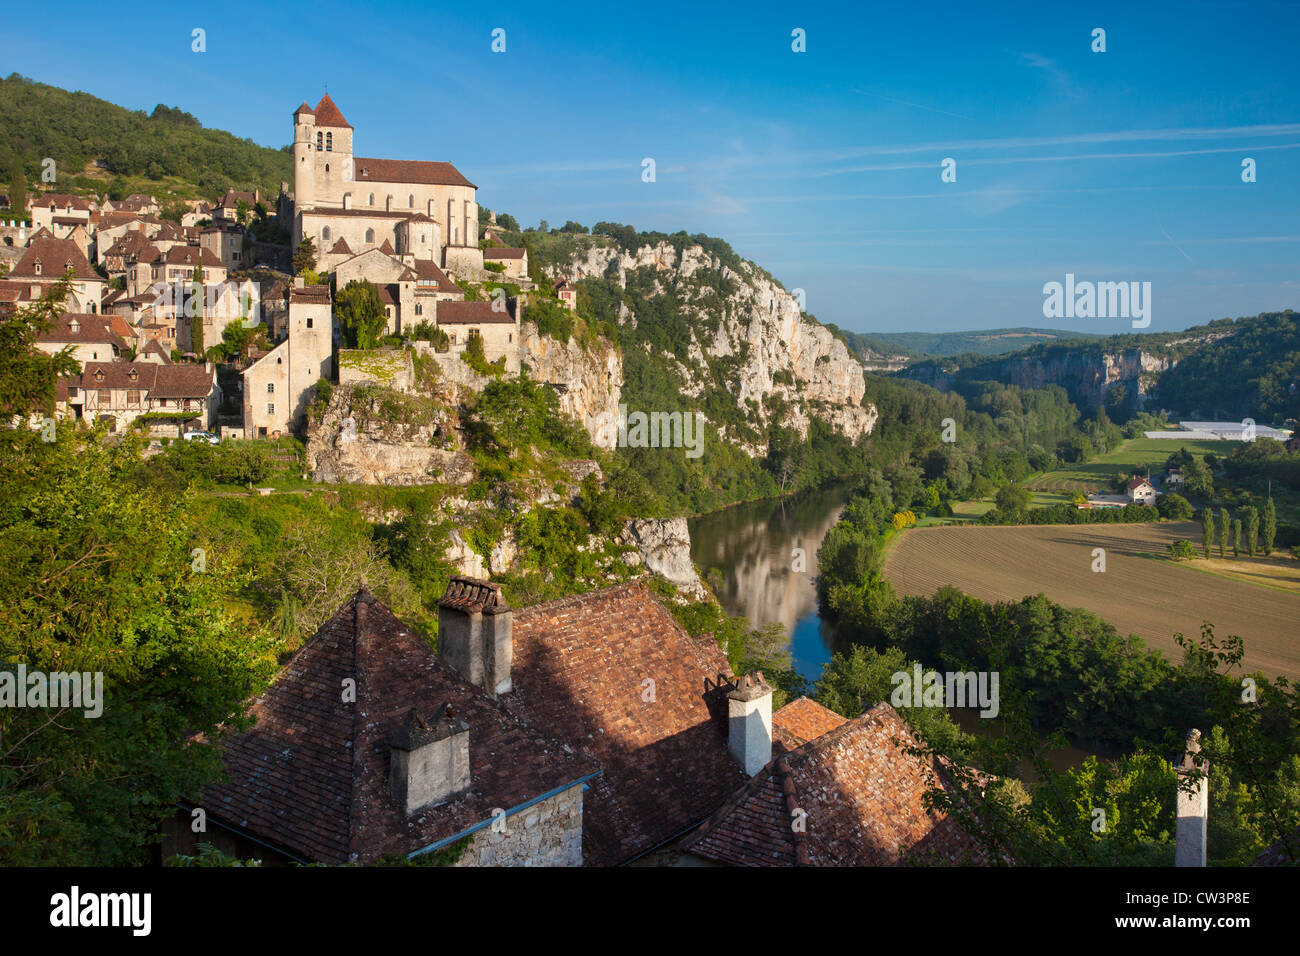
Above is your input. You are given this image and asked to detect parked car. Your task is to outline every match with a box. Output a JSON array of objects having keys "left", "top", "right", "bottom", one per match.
[{"left": 184, "top": 431, "right": 220, "bottom": 445}]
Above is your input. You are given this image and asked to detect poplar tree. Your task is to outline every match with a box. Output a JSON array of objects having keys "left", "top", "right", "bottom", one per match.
[
  {"left": 1263, "top": 497, "right": 1277, "bottom": 556},
  {"left": 1201, "top": 509, "right": 1214, "bottom": 558}
]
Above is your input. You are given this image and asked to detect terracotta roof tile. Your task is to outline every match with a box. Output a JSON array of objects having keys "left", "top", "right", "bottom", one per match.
[
  {"left": 11, "top": 237, "right": 99, "bottom": 281},
  {"left": 682, "top": 703, "right": 997, "bottom": 867},
  {"left": 353, "top": 157, "right": 475, "bottom": 189},
  {"left": 506, "top": 582, "right": 745, "bottom": 865},
  {"left": 435, "top": 300, "right": 515, "bottom": 325},
  {"left": 772, "top": 696, "right": 848, "bottom": 754},
  {"left": 313, "top": 93, "right": 352, "bottom": 129},
  {"left": 201, "top": 592, "right": 597, "bottom": 863}
]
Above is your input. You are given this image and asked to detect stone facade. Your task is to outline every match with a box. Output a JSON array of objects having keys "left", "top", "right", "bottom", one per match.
[
  {"left": 242, "top": 281, "right": 333, "bottom": 437},
  {"left": 452, "top": 784, "right": 585, "bottom": 867},
  {"left": 292, "top": 95, "right": 482, "bottom": 274}
]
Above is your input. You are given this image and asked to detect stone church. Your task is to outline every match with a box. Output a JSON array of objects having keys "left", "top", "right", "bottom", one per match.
[{"left": 291, "top": 94, "right": 484, "bottom": 275}]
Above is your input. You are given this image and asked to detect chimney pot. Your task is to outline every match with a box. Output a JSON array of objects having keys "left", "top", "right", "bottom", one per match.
[{"left": 436, "top": 577, "right": 512, "bottom": 698}]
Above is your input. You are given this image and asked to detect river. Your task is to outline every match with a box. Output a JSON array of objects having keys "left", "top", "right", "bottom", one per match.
[
  {"left": 688, "top": 482, "right": 1094, "bottom": 775},
  {"left": 688, "top": 482, "right": 855, "bottom": 682}
]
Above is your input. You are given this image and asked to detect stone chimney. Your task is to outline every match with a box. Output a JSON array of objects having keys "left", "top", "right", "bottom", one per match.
[
  {"left": 1175, "top": 728, "right": 1208, "bottom": 867},
  {"left": 436, "top": 577, "right": 512, "bottom": 698},
  {"left": 388, "top": 704, "right": 470, "bottom": 814},
  {"left": 728, "top": 671, "right": 773, "bottom": 777}
]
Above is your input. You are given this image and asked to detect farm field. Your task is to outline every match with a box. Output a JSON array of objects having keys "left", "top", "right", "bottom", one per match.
[
  {"left": 1174, "top": 553, "right": 1300, "bottom": 595},
  {"left": 883, "top": 521, "right": 1300, "bottom": 678},
  {"left": 1025, "top": 437, "right": 1233, "bottom": 496}
]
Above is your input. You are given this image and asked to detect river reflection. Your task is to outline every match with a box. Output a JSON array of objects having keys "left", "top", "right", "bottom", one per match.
[{"left": 688, "top": 483, "right": 855, "bottom": 681}]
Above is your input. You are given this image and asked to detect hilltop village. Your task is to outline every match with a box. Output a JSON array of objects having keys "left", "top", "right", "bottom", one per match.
[
  {"left": 4, "top": 93, "right": 1292, "bottom": 871},
  {"left": 1, "top": 95, "right": 997, "bottom": 867}
]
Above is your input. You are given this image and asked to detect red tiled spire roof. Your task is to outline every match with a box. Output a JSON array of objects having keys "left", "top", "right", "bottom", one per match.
[{"left": 312, "top": 93, "right": 352, "bottom": 129}]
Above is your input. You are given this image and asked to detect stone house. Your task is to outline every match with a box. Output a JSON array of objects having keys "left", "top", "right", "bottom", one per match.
[
  {"left": 332, "top": 247, "right": 463, "bottom": 335},
  {"left": 241, "top": 279, "right": 333, "bottom": 438},
  {"left": 214, "top": 188, "right": 264, "bottom": 224},
  {"left": 435, "top": 299, "right": 521, "bottom": 371},
  {"left": 555, "top": 278, "right": 578, "bottom": 311},
  {"left": 29, "top": 193, "right": 93, "bottom": 233},
  {"left": 483, "top": 246, "right": 528, "bottom": 279},
  {"left": 170, "top": 579, "right": 756, "bottom": 865},
  {"left": 7, "top": 236, "right": 106, "bottom": 313},
  {"left": 35, "top": 312, "right": 127, "bottom": 365},
  {"left": 57, "top": 360, "right": 219, "bottom": 432},
  {"left": 199, "top": 226, "right": 249, "bottom": 270}
]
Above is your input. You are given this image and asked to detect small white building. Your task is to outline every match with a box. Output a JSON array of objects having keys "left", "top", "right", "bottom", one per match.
[{"left": 1126, "top": 476, "right": 1159, "bottom": 505}]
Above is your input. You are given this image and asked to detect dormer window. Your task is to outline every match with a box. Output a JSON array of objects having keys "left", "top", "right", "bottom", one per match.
[
  {"left": 33, "top": 261, "right": 41, "bottom": 275},
  {"left": 128, "top": 368, "right": 139, "bottom": 382},
  {"left": 69, "top": 319, "right": 80, "bottom": 334},
  {"left": 93, "top": 369, "right": 105, "bottom": 383}
]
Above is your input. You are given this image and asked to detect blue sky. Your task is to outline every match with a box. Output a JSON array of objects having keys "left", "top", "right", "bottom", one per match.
[{"left": 5, "top": 0, "right": 1299, "bottom": 334}]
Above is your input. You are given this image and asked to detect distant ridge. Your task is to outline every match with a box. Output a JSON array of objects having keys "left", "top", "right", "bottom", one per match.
[{"left": 864, "top": 327, "right": 1106, "bottom": 358}]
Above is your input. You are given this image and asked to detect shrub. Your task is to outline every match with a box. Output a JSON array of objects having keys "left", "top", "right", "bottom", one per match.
[{"left": 1168, "top": 540, "right": 1198, "bottom": 561}]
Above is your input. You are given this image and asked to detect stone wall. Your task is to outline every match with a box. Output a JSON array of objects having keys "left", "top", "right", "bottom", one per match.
[{"left": 453, "top": 783, "right": 584, "bottom": 867}]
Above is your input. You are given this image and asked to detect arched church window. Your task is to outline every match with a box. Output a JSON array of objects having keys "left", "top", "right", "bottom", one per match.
[
  {"left": 365, "top": 229, "right": 375, "bottom": 244},
  {"left": 408, "top": 195, "right": 414, "bottom": 208},
  {"left": 322, "top": 226, "right": 331, "bottom": 241},
  {"left": 368, "top": 193, "right": 374, "bottom": 206},
  {"left": 326, "top": 132, "right": 332, "bottom": 152},
  {"left": 316, "top": 131, "right": 322, "bottom": 149}
]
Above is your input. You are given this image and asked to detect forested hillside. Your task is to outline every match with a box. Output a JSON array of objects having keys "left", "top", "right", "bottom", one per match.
[{"left": 0, "top": 73, "right": 291, "bottom": 207}]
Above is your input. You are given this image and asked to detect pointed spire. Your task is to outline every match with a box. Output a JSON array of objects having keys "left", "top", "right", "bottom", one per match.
[{"left": 313, "top": 93, "right": 352, "bottom": 129}]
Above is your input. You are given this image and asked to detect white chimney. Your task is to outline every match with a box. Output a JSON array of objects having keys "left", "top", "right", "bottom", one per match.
[
  {"left": 728, "top": 672, "right": 773, "bottom": 777},
  {"left": 1175, "top": 728, "right": 1208, "bottom": 867}
]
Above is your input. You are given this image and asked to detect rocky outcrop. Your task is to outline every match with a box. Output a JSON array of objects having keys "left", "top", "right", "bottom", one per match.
[
  {"left": 520, "top": 322, "right": 623, "bottom": 449},
  {"left": 558, "top": 240, "right": 877, "bottom": 455},
  {"left": 305, "top": 385, "right": 475, "bottom": 485},
  {"left": 620, "top": 517, "right": 705, "bottom": 600}
]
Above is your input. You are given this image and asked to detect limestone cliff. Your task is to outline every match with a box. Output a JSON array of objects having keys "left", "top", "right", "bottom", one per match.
[
  {"left": 305, "top": 385, "right": 475, "bottom": 485},
  {"left": 904, "top": 347, "right": 1175, "bottom": 411},
  {"left": 557, "top": 239, "right": 877, "bottom": 455},
  {"left": 520, "top": 322, "right": 623, "bottom": 450}
]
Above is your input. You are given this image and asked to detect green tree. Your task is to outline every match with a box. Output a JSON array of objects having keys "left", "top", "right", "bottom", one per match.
[
  {"left": 1243, "top": 506, "right": 1260, "bottom": 557},
  {"left": 0, "top": 278, "right": 79, "bottom": 417},
  {"left": 1263, "top": 497, "right": 1277, "bottom": 556},
  {"left": 7, "top": 158, "right": 27, "bottom": 218},
  {"left": 1217, "top": 508, "right": 1230, "bottom": 558},
  {"left": 1201, "top": 509, "right": 1214, "bottom": 558},
  {"left": 335, "top": 279, "right": 386, "bottom": 349},
  {"left": 1183, "top": 457, "right": 1213, "bottom": 497},
  {"left": 188, "top": 264, "right": 204, "bottom": 355},
  {"left": 1231, "top": 518, "right": 1242, "bottom": 557},
  {"left": 0, "top": 424, "right": 275, "bottom": 864},
  {"left": 1156, "top": 492, "right": 1193, "bottom": 520},
  {"left": 292, "top": 236, "right": 317, "bottom": 275},
  {"left": 995, "top": 483, "right": 1031, "bottom": 519}
]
